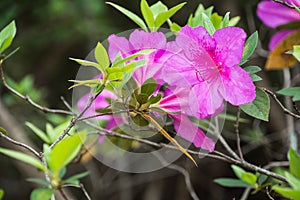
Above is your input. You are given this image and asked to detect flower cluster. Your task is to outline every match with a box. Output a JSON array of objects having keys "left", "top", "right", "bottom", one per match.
[{"left": 78, "top": 26, "right": 256, "bottom": 152}]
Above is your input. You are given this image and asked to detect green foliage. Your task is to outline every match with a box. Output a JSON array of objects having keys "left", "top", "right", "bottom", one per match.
[
  {"left": 63, "top": 171, "right": 89, "bottom": 186},
  {"left": 0, "top": 147, "right": 45, "bottom": 171},
  {"left": 0, "top": 127, "right": 7, "bottom": 135},
  {"left": 277, "top": 87, "right": 300, "bottom": 102},
  {"left": 288, "top": 148, "right": 300, "bottom": 179},
  {"left": 0, "top": 189, "right": 4, "bottom": 200},
  {"left": 214, "top": 178, "right": 253, "bottom": 188},
  {"left": 0, "top": 20, "right": 16, "bottom": 55},
  {"left": 141, "top": 0, "right": 155, "bottom": 29},
  {"left": 240, "top": 87, "right": 270, "bottom": 121},
  {"left": 240, "top": 31, "right": 258, "bottom": 65},
  {"left": 292, "top": 45, "right": 300, "bottom": 61},
  {"left": 95, "top": 42, "right": 110, "bottom": 71},
  {"left": 30, "top": 188, "right": 55, "bottom": 200},
  {"left": 244, "top": 66, "right": 262, "bottom": 82}
]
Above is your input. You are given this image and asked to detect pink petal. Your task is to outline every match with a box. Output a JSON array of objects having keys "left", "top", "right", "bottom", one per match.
[
  {"left": 219, "top": 65, "right": 256, "bottom": 105},
  {"left": 269, "top": 29, "right": 294, "bottom": 50},
  {"left": 189, "top": 82, "right": 224, "bottom": 118},
  {"left": 171, "top": 114, "right": 215, "bottom": 152},
  {"left": 129, "top": 30, "right": 166, "bottom": 50},
  {"left": 286, "top": 0, "right": 300, "bottom": 7},
  {"left": 257, "top": 1, "right": 300, "bottom": 28},
  {"left": 213, "top": 27, "right": 246, "bottom": 67},
  {"left": 159, "top": 87, "right": 190, "bottom": 113},
  {"left": 108, "top": 34, "right": 131, "bottom": 62}
]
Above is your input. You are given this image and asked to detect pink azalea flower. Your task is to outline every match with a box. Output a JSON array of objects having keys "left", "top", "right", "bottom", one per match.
[
  {"left": 163, "top": 25, "right": 256, "bottom": 118},
  {"left": 257, "top": 0, "right": 300, "bottom": 50}
]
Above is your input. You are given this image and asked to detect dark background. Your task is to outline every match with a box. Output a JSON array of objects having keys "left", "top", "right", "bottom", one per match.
[{"left": 0, "top": 0, "right": 291, "bottom": 199}]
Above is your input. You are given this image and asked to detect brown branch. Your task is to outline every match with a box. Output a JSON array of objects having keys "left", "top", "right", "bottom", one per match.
[
  {"left": 234, "top": 107, "right": 244, "bottom": 161},
  {"left": 263, "top": 161, "right": 289, "bottom": 170},
  {"left": 262, "top": 88, "right": 300, "bottom": 119}
]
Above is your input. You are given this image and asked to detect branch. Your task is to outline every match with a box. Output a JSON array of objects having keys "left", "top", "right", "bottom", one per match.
[
  {"left": 0, "top": 60, "right": 72, "bottom": 115},
  {"left": 262, "top": 88, "right": 300, "bottom": 119},
  {"left": 234, "top": 107, "right": 244, "bottom": 161}
]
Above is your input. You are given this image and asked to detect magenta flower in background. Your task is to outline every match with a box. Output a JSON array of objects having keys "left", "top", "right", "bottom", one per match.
[
  {"left": 257, "top": 0, "right": 300, "bottom": 50},
  {"left": 163, "top": 25, "right": 256, "bottom": 118}
]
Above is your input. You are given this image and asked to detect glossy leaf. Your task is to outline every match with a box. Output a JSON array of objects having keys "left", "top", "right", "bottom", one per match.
[
  {"left": 48, "top": 131, "right": 87, "bottom": 176},
  {"left": 265, "top": 30, "right": 300, "bottom": 70},
  {"left": 30, "top": 188, "right": 55, "bottom": 200},
  {"left": 95, "top": 42, "right": 110, "bottom": 69},
  {"left": 277, "top": 87, "right": 300, "bottom": 102},
  {"left": 106, "top": 2, "right": 147, "bottom": 31},
  {"left": 214, "top": 178, "right": 252, "bottom": 188},
  {"left": 202, "top": 13, "right": 215, "bottom": 35},
  {"left": 141, "top": 0, "right": 154, "bottom": 29},
  {"left": 154, "top": 2, "right": 186, "bottom": 29},
  {"left": 240, "top": 87, "right": 270, "bottom": 121},
  {"left": 240, "top": 31, "right": 258, "bottom": 65},
  {"left": 288, "top": 148, "right": 300, "bottom": 179},
  {"left": 272, "top": 186, "right": 300, "bottom": 199},
  {"left": 0, "top": 147, "right": 45, "bottom": 171},
  {"left": 0, "top": 21, "right": 16, "bottom": 54}
]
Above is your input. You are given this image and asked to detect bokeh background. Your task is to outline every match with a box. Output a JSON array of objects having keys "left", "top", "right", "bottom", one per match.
[{"left": 0, "top": 0, "right": 294, "bottom": 199}]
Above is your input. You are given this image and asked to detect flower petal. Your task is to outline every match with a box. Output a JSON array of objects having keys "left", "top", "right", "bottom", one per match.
[
  {"left": 129, "top": 30, "right": 166, "bottom": 50},
  {"left": 219, "top": 65, "right": 256, "bottom": 105},
  {"left": 213, "top": 27, "right": 246, "bottom": 67},
  {"left": 108, "top": 34, "right": 131, "bottom": 62},
  {"left": 269, "top": 29, "right": 294, "bottom": 50},
  {"left": 257, "top": 1, "right": 300, "bottom": 28},
  {"left": 159, "top": 87, "right": 190, "bottom": 113},
  {"left": 171, "top": 114, "right": 215, "bottom": 152}
]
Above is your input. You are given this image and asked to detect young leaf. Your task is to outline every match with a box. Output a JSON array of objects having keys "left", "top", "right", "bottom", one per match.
[
  {"left": 241, "top": 172, "right": 257, "bottom": 185},
  {"left": 222, "top": 12, "right": 230, "bottom": 28},
  {"left": 210, "top": 13, "right": 223, "bottom": 30},
  {"left": 288, "top": 148, "right": 300, "bottom": 179},
  {"left": 25, "top": 122, "right": 51, "bottom": 144},
  {"left": 250, "top": 74, "right": 262, "bottom": 82},
  {"left": 228, "top": 16, "right": 240, "bottom": 26},
  {"left": 292, "top": 45, "right": 300, "bottom": 61},
  {"left": 69, "top": 58, "right": 102, "bottom": 69},
  {"left": 240, "top": 31, "right": 258, "bottom": 65},
  {"left": 30, "top": 188, "right": 55, "bottom": 200},
  {"left": 0, "top": 127, "right": 7, "bottom": 135},
  {"left": 95, "top": 42, "right": 110, "bottom": 69},
  {"left": 63, "top": 171, "right": 89, "bottom": 185},
  {"left": 277, "top": 87, "right": 300, "bottom": 102},
  {"left": 27, "top": 178, "right": 51, "bottom": 186},
  {"left": 48, "top": 131, "right": 87, "bottom": 176},
  {"left": 150, "top": 1, "right": 168, "bottom": 18},
  {"left": 141, "top": 0, "right": 155, "bottom": 29},
  {"left": 0, "top": 147, "right": 45, "bottom": 171},
  {"left": 285, "top": 172, "right": 300, "bottom": 190},
  {"left": 240, "top": 87, "right": 270, "bottom": 121},
  {"left": 0, "top": 21, "right": 17, "bottom": 54},
  {"left": 231, "top": 165, "right": 246, "bottom": 179},
  {"left": 214, "top": 178, "right": 252, "bottom": 188},
  {"left": 0, "top": 189, "right": 3, "bottom": 200},
  {"left": 106, "top": 2, "right": 147, "bottom": 31},
  {"left": 202, "top": 13, "right": 215, "bottom": 35},
  {"left": 272, "top": 186, "right": 300, "bottom": 199},
  {"left": 257, "top": 174, "right": 268, "bottom": 185},
  {"left": 244, "top": 66, "right": 262, "bottom": 74},
  {"left": 154, "top": 2, "right": 186, "bottom": 29}
]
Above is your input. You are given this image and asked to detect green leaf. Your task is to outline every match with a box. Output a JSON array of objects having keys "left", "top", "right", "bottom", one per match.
[
  {"left": 228, "top": 16, "right": 240, "bottom": 26},
  {"left": 285, "top": 171, "right": 300, "bottom": 190},
  {"left": 240, "top": 87, "right": 270, "bottom": 121},
  {"left": 244, "top": 66, "right": 262, "bottom": 74},
  {"left": 0, "top": 127, "right": 7, "bottom": 135},
  {"left": 69, "top": 58, "right": 102, "bottom": 70},
  {"left": 27, "top": 178, "right": 51, "bottom": 186},
  {"left": 149, "top": 94, "right": 162, "bottom": 104},
  {"left": 154, "top": 3, "right": 186, "bottom": 29},
  {"left": 288, "top": 148, "right": 300, "bottom": 179},
  {"left": 214, "top": 178, "right": 252, "bottom": 188},
  {"left": 257, "top": 175, "right": 268, "bottom": 185},
  {"left": 111, "top": 49, "right": 154, "bottom": 68},
  {"left": 231, "top": 165, "right": 246, "bottom": 179},
  {"left": 240, "top": 31, "right": 258, "bottom": 65},
  {"left": 64, "top": 171, "right": 89, "bottom": 186},
  {"left": 273, "top": 186, "right": 300, "bottom": 199},
  {"left": 95, "top": 42, "right": 110, "bottom": 70},
  {"left": 0, "top": 21, "right": 17, "bottom": 54},
  {"left": 141, "top": 78, "right": 157, "bottom": 97},
  {"left": 241, "top": 172, "right": 257, "bottom": 185},
  {"left": 202, "top": 13, "right": 215, "bottom": 35},
  {"left": 136, "top": 93, "right": 149, "bottom": 104},
  {"left": 250, "top": 74, "right": 262, "bottom": 82},
  {"left": 170, "top": 22, "right": 181, "bottom": 32},
  {"left": 277, "top": 87, "right": 300, "bottom": 102},
  {"left": 25, "top": 122, "right": 51, "bottom": 144},
  {"left": 150, "top": 1, "right": 168, "bottom": 18},
  {"left": 106, "top": 2, "right": 147, "bottom": 31},
  {"left": 48, "top": 131, "right": 87, "bottom": 176},
  {"left": 292, "top": 45, "right": 300, "bottom": 61},
  {"left": 210, "top": 13, "right": 223, "bottom": 30},
  {"left": 131, "top": 114, "right": 149, "bottom": 127},
  {"left": 0, "top": 189, "right": 4, "bottom": 200},
  {"left": 0, "top": 147, "right": 45, "bottom": 171},
  {"left": 222, "top": 12, "right": 230, "bottom": 28},
  {"left": 30, "top": 188, "right": 55, "bottom": 200},
  {"left": 141, "top": 0, "right": 155, "bottom": 29}
]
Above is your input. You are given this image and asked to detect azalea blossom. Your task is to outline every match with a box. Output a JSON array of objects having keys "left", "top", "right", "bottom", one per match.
[
  {"left": 257, "top": 0, "right": 300, "bottom": 50},
  {"left": 77, "top": 30, "right": 215, "bottom": 151},
  {"left": 163, "top": 25, "right": 256, "bottom": 118}
]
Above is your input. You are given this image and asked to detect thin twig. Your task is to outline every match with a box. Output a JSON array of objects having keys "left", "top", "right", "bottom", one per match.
[
  {"left": 0, "top": 60, "right": 72, "bottom": 115},
  {"left": 262, "top": 88, "right": 300, "bottom": 119},
  {"left": 219, "top": 135, "right": 240, "bottom": 160},
  {"left": 80, "top": 183, "right": 92, "bottom": 200},
  {"left": 59, "top": 188, "right": 69, "bottom": 200},
  {"left": 235, "top": 107, "right": 244, "bottom": 161},
  {"left": 263, "top": 161, "right": 289, "bottom": 170},
  {"left": 293, "top": 102, "right": 300, "bottom": 114},
  {"left": 240, "top": 188, "right": 251, "bottom": 200},
  {"left": 266, "top": 186, "right": 275, "bottom": 200},
  {"left": 0, "top": 131, "right": 41, "bottom": 158}
]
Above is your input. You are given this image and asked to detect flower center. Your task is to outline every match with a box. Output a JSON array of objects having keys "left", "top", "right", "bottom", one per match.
[{"left": 195, "top": 62, "right": 223, "bottom": 83}]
